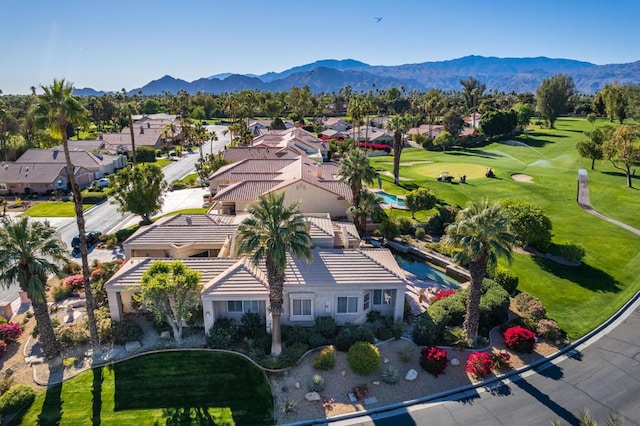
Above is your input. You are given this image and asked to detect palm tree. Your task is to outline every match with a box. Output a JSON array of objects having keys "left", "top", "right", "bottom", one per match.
[
  {"left": 160, "top": 122, "right": 177, "bottom": 152},
  {"left": 348, "top": 190, "right": 383, "bottom": 234},
  {"left": 35, "top": 79, "right": 100, "bottom": 350},
  {"left": 338, "top": 148, "right": 377, "bottom": 217},
  {"left": 386, "top": 113, "right": 413, "bottom": 186},
  {"left": 120, "top": 101, "right": 139, "bottom": 165},
  {"left": 444, "top": 200, "right": 515, "bottom": 343},
  {"left": 236, "top": 192, "right": 312, "bottom": 356},
  {"left": 0, "top": 216, "right": 67, "bottom": 359}
]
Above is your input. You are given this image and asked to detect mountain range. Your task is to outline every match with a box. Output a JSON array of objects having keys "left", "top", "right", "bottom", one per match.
[{"left": 74, "top": 56, "right": 640, "bottom": 96}]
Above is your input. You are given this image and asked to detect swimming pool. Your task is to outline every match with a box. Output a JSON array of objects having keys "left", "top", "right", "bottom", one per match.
[
  {"left": 393, "top": 251, "right": 460, "bottom": 289},
  {"left": 376, "top": 191, "right": 406, "bottom": 207}
]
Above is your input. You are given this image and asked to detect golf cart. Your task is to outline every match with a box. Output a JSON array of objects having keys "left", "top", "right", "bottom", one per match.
[{"left": 437, "top": 171, "right": 454, "bottom": 183}]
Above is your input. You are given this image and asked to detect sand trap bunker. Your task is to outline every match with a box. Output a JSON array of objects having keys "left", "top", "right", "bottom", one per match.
[{"left": 512, "top": 173, "right": 533, "bottom": 183}]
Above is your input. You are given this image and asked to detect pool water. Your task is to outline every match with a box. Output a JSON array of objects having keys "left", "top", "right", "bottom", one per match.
[
  {"left": 393, "top": 251, "right": 460, "bottom": 289},
  {"left": 376, "top": 191, "right": 406, "bottom": 207}
]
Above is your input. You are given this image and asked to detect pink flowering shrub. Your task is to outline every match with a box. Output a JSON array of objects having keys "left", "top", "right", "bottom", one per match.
[
  {"left": 503, "top": 326, "right": 536, "bottom": 353},
  {"left": 0, "top": 322, "right": 23, "bottom": 344},
  {"left": 429, "top": 289, "right": 456, "bottom": 304},
  {"left": 64, "top": 274, "right": 85, "bottom": 293},
  {"left": 466, "top": 352, "right": 493, "bottom": 380},
  {"left": 0, "top": 340, "right": 6, "bottom": 357},
  {"left": 419, "top": 346, "right": 448, "bottom": 376}
]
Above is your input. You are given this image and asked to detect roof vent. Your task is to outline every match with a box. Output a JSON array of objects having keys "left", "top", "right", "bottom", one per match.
[{"left": 140, "top": 126, "right": 144, "bottom": 134}]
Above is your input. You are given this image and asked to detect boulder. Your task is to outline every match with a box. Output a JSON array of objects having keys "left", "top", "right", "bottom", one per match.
[
  {"left": 294, "top": 382, "right": 301, "bottom": 389},
  {"left": 450, "top": 358, "right": 460, "bottom": 366},
  {"left": 305, "top": 392, "right": 321, "bottom": 402},
  {"left": 160, "top": 331, "right": 171, "bottom": 340},
  {"left": 405, "top": 369, "right": 418, "bottom": 381},
  {"left": 125, "top": 341, "right": 142, "bottom": 352}
]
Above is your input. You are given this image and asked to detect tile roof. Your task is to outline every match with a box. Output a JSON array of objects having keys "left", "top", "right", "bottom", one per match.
[
  {"left": 16, "top": 149, "right": 116, "bottom": 170},
  {"left": 201, "top": 258, "right": 269, "bottom": 297},
  {"left": 0, "top": 163, "right": 75, "bottom": 184},
  {"left": 124, "top": 214, "right": 237, "bottom": 246},
  {"left": 222, "top": 146, "right": 286, "bottom": 163},
  {"left": 208, "top": 158, "right": 296, "bottom": 181},
  {"left": 213, "top": 180, "right": 279, "bottom": 201}
]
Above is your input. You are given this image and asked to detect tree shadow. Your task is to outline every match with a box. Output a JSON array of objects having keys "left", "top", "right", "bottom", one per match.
[
  {"left": 513, "top": 377, "right": 579, "bottom": 425},
  {"left": 532, "top": 257, "right": 621, "bottom": 293},
  {"left": 161, "top": 407, "right": 222, "bottom": 426},
  {"left": 92, "top": 367, "right": 104, "bottom": 426},
  {"left": 534, "top": 363, "right": 564, "bottom": 380},
  {"left": 445, "top": 149, "right": 504, "bottom": 159},
  {"left": 526, "top": 132, "right": 568, "bottom": 139},
  {"left": 37, "top": 366, "right": 64, "bottom": 425}
]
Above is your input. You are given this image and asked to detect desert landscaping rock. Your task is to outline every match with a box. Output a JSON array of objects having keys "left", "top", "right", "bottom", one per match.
[
  {"left": 405, "top": 369, "right": 418, "bottom": 381},
  {"left": 125, "top": 341, "right": 142, "bottom": 352},
  {"left": 450, "top": 358, "right": 460, "bottom": 366},
  {"left": 160, "top": 331, "right": 171, "bottom": 339},
  {"left": 305, "top": 392, "right": 321, "bottom": 402}
]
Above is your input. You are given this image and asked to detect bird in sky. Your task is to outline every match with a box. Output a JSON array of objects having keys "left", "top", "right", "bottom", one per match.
[{"left": 374, "top": 17, "right": 383, "bottom": 23}]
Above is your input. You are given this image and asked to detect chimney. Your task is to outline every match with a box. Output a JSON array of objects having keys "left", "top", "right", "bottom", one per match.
[
  {"left": 140, "top": 125, "right": 144, "bottom": 134},
  {"left": 53, "top": 147, "right": 58, "bottom": 160},
  {"left": 147, "top": 122, "right": 151, "bottom": 128},
  {"left": 316, "top": 164, "right": 322, "bottom": 179}
]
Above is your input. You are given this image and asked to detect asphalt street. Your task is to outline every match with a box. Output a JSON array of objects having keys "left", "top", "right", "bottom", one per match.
[{"left": 329, "top": 299, "right": 640, "bottom": 426}]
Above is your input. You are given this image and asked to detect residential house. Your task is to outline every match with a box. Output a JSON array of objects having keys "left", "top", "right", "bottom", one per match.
[
  {"left": 221, "top": 146, "right": 297, "bottom": 163},
  {"left": 320, "top": 129, "right": 348, "bottom": 141},
  {"left": 407, "top": 124, "right": 445, "bottom": 139},
  {"left": 16, "top": 148, "right": 126, "bottom": 179},
  {"left": 321, "top": 117, "right": 351, "bottom": 132},
  {"left": 248, "top": 119, "right": 295, "bottom": 136},
  {"left": 252, "top": 128, "right": 329, "bottom": 161},
  {"left": 0, "top": 162, "right": 92, "bottom": 195},
  {"left": 208, "top": 157, "right": 351, "bottom": 218},
  {"left": 464, "top": 112, "right": 482, "bottom": 129},
  {"left": 348, "top": 126, "right": 393, "bottom": 145}
]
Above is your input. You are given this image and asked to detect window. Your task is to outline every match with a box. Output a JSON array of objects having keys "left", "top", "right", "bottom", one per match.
[
  {"left": 227, "top": 300, "right": 243, "bottom": 312},
  {"left": 373, "top": 290, "right": 393, "bottom": 305},
  {"left": 363, "top": 292, "right": 371, "bottom": 311},
  {"left": 243, "top": 300, "right": 260, "bottom": 313},
  {"left": 337, "top": 296, "right": 358, "bottom": 314},
  {"left": 291, "top": 298, "right": 312, "bottom": 317}
]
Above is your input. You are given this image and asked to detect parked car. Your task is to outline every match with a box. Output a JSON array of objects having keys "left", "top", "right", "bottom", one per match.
[
  {"left": 96, "top": 177, "right": 110, "bottom": 188},
  {"left": 71, "top": 230, "right": 102, "bottom": 256}
]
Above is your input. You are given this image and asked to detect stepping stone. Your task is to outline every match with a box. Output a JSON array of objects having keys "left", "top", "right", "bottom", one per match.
[
  {"left": 125, "top": 341, "right": 141, "bottom": 352},
  {"left": 364, "top": 397, "right": 378, "bottom": 405},
  {"left": 348, "top": 393, "right": 357, "bottom": 403}
]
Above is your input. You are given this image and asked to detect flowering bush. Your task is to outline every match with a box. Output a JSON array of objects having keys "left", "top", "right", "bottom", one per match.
[
  {"left": 503, "top": 326, "right": 536, "bottom": 353},
  {"left": 429, "top": 289, "right": 456, "bottom": 304},
  {"left": 0, "top": 340, "right": 6, "bottom": 357},
  {"left": 64, "top": 274, "right": 85, "bottom": 293},
  {"left": 353, "top": 384, "right": 369, "bottom": 400},
  {"left": 0, "top": 322, "right": 23, "bottom": 344},
  {"left": 536, "top": 319, "right": 563, "bottom": 341},
  {"left": 419, "top": 346, "right": 448, "bottom": 376},
  {"left": 491, "top": 351, "right": 511, "bottom": 370},
  {"left": 466, "top": 352, "right": 493, "bottom": 380}
]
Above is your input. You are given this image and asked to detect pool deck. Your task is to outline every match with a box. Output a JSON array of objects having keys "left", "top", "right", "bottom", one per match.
[{"left": 370, "top": 189, "right": 409, "bottom": 210}]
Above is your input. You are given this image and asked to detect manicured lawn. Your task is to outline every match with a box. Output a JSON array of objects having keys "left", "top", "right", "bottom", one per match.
[
  {"left": 154, "top": 158, "right": 173, "bottom": 168},
  {"left": 370, "top": 118, "right": 640, "bottom": 340},
  {"left": 23, "top": 202, "right": 91, "bottom": 217},
  {"left": 162, "top": 207, "right": 209, "bottom": 216},
  {"left": 13, "top": 351, "right": 273, "bottom": 425}
]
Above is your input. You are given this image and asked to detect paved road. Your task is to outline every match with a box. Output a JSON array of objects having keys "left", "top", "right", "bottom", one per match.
[{"left": 329, "top": 299, "right": 640, "bottom": 426}]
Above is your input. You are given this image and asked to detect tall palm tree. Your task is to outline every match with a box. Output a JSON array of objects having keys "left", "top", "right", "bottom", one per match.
[
  {"left": 35, "top": 79, "right": 100, "bottom": 350},
  {"left": 348, "top": 189, "right": 383, "bottom": 235},
  {"left": 338, "top": 148, "right": 377, "bottom": 217},
  {"left": 444, "top": 200, "right": 515, "bottom": 343},
  {"left": 386, "top": 113, "right": 413, "bottom": 186},
  {"left": 0, "top": 216, "right": 67, "bottom": 359},
  {"left": 236, "top": 192, "right": 312, "bottom": 356}
]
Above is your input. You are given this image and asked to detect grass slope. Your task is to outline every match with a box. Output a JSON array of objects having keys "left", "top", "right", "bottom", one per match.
[
  {"left": 371, "top": 118, "right": 640, "bottom": 339},
  {"left": 23, "top": 202, "right": 91, "bottom": 217},
  {"left": 13, "top": 351, "right": 273, "bottom": 425}
]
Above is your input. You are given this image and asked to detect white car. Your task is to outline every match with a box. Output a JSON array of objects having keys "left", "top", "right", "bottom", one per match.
[{"left": 96, "top": 177, "right": 110, "bottom": 188}]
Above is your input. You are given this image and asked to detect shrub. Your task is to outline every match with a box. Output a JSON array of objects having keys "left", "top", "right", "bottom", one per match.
[
  {"left": 352, "top": 326, "right": 375, "bottom": 344},
  {"left": 466, "top": 352, "right": 494, "bottom": 380},
  {"left": 557, "top": 243, "right": 586, "bottom": 262},
  {"left": 435, "top": 290, "right": 467, "bottom": 325},
  {"left": 52, "top": 285, "right": 75, "bottom": 302},
  {"left": 55, "top": 323, "right": 90, "bottom": 349},
  {"left": 479, "top": 285, "right": 510, "bottom": 328},
  {"left": 112, "top": 318, "right": 144, "bottom": 345},
  {"left": 503, "top": 326, "right": 536, "bottom": 353},
  {"left": 283, "top": 325, "right": 311, "bottom": 346},
  {"left": 500, "top": 199, "right": 553, "bottom": 250},
  {"left": 429, "top": 289, "right": 456, "bottom": 304},
  {"left": 396, "top": 216, "right": 414, "bottom": 235},
  {"left": 443, "top": 326, "right": 471, "bottom": 349},
  {"left": 366, "top": 310, "right": 383, "bottom": 323},
  {"left": 377, "top": 217, "right": 399, "bottom": 240},
  {"left": 397, "top": 345, "right": 415, "bottom": 363},
  {"left": 493, "top": 265, "right": 519, "bottom": 295},
  {"left": 536, "top": 319, "right": 563, "bottom": 341},
  {"left": 313, "top": 345, "right": 336, "bottom": 370},
  {"left": 308, "top": 374, "right": 326, "bottom": 392},
  {"left": 347, "top": 342, "right": 380, "bottom": 375},
  {"left": 240, "top": 312, "right": 264, "bottom": 339},
  {"left": 115, "top": 227, "right": 137, "bottom": 243},
  {"left": 314, "top": 316, "right": 337, "bottom": 339},
  {"left": 0, "top": 374, "right": 14, "bottom": 395},
  {"left": 491, "top": 351, "right": 511, "bottom": 371},
  {"left": 413, "top": 308, "right": 447, "bottom": 346},
  {"left": 334, "top": 328, "right": 353, "bottom": 352},
  {"left": 374, "top": 325, "right": 393, "bottom": 341},
  {"left": 419, "top": 346, "right": 448, "bottom": 376},
  {"left": 62, "top": 260, "right": 82, "bottom": 275},
  {"left": 514, "top": 292, "right": 546, "bottom": 321},
  {"left": 0, "top": 340, "right": 6, "bottom": 357},
  {"left": 0, "top": 323, "right": 23, "bottom": 344},
  {"left": 82, "top": 192, "right": 108, "bottom": 204},
  {"left": 136, "top": 146, "right": 157, "bottom": 163},
  {"left": 281, "top": 342, "right": 308, "bottom": 366},
  {"left": 64, "top": 274, "right": 85, "bottom": 293},
  {"left": 390, "top": 320, "right": 406, "bottom": 340},
  {"left": 308, "top": 332, "right": 327, "bottom": 348},
  {"left": 381, "top": 365, "right": 400, "bottom": 384},
  {"left": 281, "top": 399, "right": 296, "bottom": 415},
  {"left": 414, "top": 227, "right": 426, "bottom": 239},
  {"left": 0, "top": 385, "right": 36, "bottom": 415},
  {"left": 206, "top": 318, "right": 238, "bottom": 349}
]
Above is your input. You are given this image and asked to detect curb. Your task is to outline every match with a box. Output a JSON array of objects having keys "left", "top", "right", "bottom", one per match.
[{"left": 282, "top": 290, "right": 640, "bottom": 425}]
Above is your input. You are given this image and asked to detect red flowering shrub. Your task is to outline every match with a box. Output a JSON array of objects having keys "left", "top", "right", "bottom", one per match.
[
  {"left": 0, "top": 340, "right": 6, "bottom": 357},
  {"left": 64, "top": 274, "right": 85, "bottom": 293},
  {"left": 503, "top": 326, "right": 536, "bottom": 353},
  {"left": 0, "top": 322, "right": 23, "bottom": 344},
  {"left": 429, "top": 289, "right": 456, "bottom": 304},
  {"left": 419, "top": 346, "right": 448, "bottom": 376},
  {"left": 466, "top": 352, "right": 493, "bottom": 380}
]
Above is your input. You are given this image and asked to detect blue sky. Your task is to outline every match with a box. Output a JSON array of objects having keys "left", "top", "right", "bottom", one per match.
[{"left": 1, "top": 0, "right": 639, "bottom": 94}]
